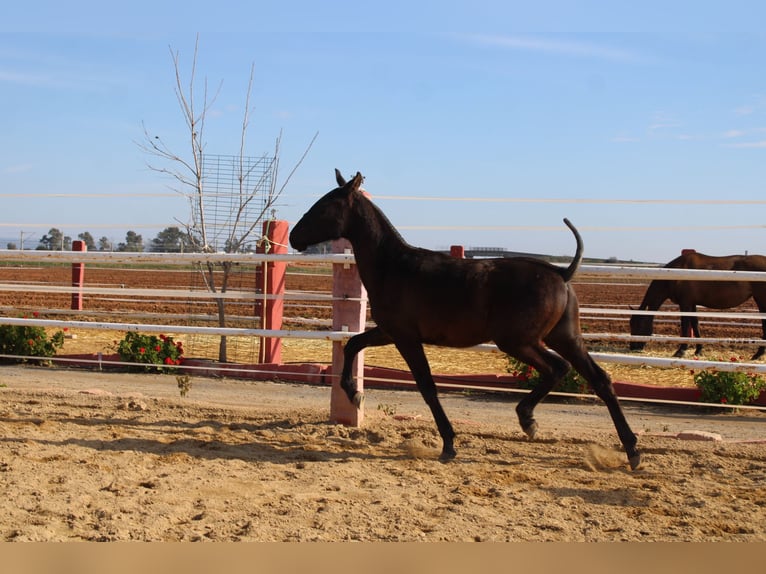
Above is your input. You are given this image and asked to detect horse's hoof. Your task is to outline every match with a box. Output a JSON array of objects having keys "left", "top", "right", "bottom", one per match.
[
  {"left": 523, "top": 421, "right": 538, "bottom": 440},
  {"left": 439, "top": 448, "right": 457, "bottom": 463},
  {"left": 628, "top": 453, "right": 642, "bottom": 471},
  {"left": 352, "top": 392, "right": 365, "bottom": 409}
]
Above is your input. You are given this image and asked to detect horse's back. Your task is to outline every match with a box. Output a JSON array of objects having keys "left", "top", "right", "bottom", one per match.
[
  {"left": 370, "top": 252, "right": 572, "bottom": 347},
  {"left": 736, "top": 254, "right": 766, "bottom": 272},
  {"left": 671, "top": 251, "right": 766, "bottom": 272}
]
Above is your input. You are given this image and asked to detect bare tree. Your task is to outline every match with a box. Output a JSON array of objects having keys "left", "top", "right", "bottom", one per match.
[{"left": 138, "top": 36, "right": 317, "bottom": 362}]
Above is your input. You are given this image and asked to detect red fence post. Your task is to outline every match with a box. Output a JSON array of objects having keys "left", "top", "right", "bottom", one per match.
[
  {"left": 71, "top": 240, "right": 86, "bottom": 310},
  {"left": 256, "top": 220, "right": 288, "bottom": 364},
  {"left": 450, "top": 245, "right": 465, "bottom": 259},
  {"left": 330, "top": 239, "right": 367, "bottom": 426}
]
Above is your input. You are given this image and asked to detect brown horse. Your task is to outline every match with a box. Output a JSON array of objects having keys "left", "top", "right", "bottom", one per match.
[
  {"left": 290, "top": 170, "right": 641, "bottom": 470},
  {"left": 629, "top": 249, "right": 766, "bottom": 360}
]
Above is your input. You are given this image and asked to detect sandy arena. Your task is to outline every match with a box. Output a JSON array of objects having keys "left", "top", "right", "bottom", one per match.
[{"left": 1, "top": 364, "right": 765, "bottom": 541}]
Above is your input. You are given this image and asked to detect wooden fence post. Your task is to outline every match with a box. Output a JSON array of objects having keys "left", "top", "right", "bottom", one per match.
[
  {"left": 256, "top": 220, "right": 288, "bottom": 364},
  {"left": 71, "top": 240, "right": 86, "bottom": 310},
  {"left": 330, "top": 239, "right": 367, "bottom": 426}
]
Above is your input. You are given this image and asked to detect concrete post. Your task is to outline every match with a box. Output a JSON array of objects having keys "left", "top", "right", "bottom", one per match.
[
  {"left": 450, "top": 245, "right": 465, "bottom": 259},
  {"left": 71, "top": 240, "right": 86, "bottom": 310},
  {"left": 330, "top": 238, "right": 367, "bottom": 426},
  {"left": 256, "top": 220, "right": 288, "bottom": 364}
]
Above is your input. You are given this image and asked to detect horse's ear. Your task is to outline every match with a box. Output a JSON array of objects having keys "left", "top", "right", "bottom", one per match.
[
  {"left": 350, "top": 172, "right": 364, "bottom": 192},
  {"left": 335, "top": 168, "right": 346, "bottom": 187}
]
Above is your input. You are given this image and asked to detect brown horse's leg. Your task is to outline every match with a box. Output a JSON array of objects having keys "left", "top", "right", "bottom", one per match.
[
  {"left": 503, "top": 344, "right": 570, "bottom": 440},
  {"left": 394, "top": 340, "right": 456, "bottom": 461},
  {"left": 753, "top": 316, "right": 766, "bottom": 360},
  {"left": 752, "top": 297, "right": 766, "bottom": 360},
  {"left": 566, "top": 351, "right": 640, "bottom": 469},
  {"left": 691, "top": 316, "right": 704, "bottom": 355},
  {"left": 546, "top": 328, "right": 641, "bottom": 470},
  {"left": 340, "top": 327, "right": 391, "bottom": 407}
]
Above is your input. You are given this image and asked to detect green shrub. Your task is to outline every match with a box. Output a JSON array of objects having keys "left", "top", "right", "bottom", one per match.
[
  {"left": 692, "top": 356, "right": 766, "bottom": 405},
  {"left": 506, "top": 356, "right": 591, "bottom": 395},
  {"left": 116, "top": 332, "right": 184, "bottom": 373},
  {"left": 0, "top": 316, "right": 65, "bottom": 363}
]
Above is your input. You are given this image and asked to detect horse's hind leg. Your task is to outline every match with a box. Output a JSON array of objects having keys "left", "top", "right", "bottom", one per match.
[
  {"left": 500, "top": 343, "right": 570, "bottom": 440},
  {"left": 341, "top": 327, "right": 391, "bottom": 407},
  {"left": 752, "top": 316, "right": 766, "bottom": 360},
  {"left": 553, "top": 341, "right": 641, "bottom": 470}
]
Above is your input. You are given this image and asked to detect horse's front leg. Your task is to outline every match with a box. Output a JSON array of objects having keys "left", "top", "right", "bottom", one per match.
[
  {"left": 691, "top": 315, "right": 704, "bottom": 355},
  {"left": 340, "top": 327, "right": 392, "bottom": 407},
  {"left": 394, "top": 340, "right": 456, "bottom": 461}
]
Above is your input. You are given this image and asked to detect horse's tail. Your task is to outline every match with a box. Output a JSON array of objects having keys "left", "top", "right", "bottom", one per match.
[{"left": 561, "top": 218, "right": 583, "bottom": 282}]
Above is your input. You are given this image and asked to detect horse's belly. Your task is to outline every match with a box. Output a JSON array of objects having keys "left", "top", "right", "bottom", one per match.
[{"left": 417, "top": 315, "right": 491, "bottom": 347}]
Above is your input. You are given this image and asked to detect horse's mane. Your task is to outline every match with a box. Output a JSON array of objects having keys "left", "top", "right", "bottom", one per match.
[{"left": 360, "top": 193, "right": 412, "bottom": 248}]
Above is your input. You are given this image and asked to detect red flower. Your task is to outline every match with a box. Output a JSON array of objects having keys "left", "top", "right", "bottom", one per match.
[
  {"left": 720, "top": 397, "right": 728, "bottom": 404},
  {"left": 164, "top": 357, "right": 173, "bottom": 365},
  {"left": 139, "top": 347, "right": 146, "bottom": 354},
  {"left": 155, "top": 345, "right": 161, "bottom": 352},
  {"left": 28, "top": 339, "right": 35, "bottom": 347},
  {"left": 32, "top": 311, "right": 39, "bottom": 318},
  {"left": 159, "top": 334, "right": 166, "bottom": 341}
]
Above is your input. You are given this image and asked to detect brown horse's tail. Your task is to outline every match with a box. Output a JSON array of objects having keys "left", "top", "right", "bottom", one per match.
[{"left": 560, "top": 218, "right": 583, "bottom": 282}]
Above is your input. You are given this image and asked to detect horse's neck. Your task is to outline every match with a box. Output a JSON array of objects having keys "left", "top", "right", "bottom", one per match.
[
  {"left": 347, "top": 199, "right": 410, "bottom": 283},
  {"left": 640, "top": 281, "right": 669, "bottom": 311}
]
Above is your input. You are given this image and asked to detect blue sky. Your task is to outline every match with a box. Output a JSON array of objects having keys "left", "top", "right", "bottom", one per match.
[{"left": 2, "top": 1, "right": 766, "bottom": 261}]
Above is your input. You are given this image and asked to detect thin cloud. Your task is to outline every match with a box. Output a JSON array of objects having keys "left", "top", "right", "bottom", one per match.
[
  {"left": 735, "top": 105, "right": 755, "bottom": 116},
  {"left": 723, "top": 140, "right": 766, "bottom": 149},
  {"left": 466, "top": 34, "right": 649, "bottom": 64},
  {"left": 0, "top": 67, "right": 111, "bottom": 91},
  {"left": 734, "top": 95, "right": 766, "bottom": 116},
  {"left": 0, "top": 69, "right": 70, "bottom": 89},
  {"left": 612, "top": 133, "right": 640, "bottom": 143},
  {"left": 648, "top": 112, "right": 681, "bottom": 133},
  {"left": 2, "top": 163, "right": 34, "bottom": 175}
]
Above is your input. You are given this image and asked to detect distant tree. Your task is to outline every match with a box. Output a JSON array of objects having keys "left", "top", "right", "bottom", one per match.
[
  {"left": 150, "top": 226, "right": 191, "bottom": 252},
  {"left": 77, "top": 232, "right": 96, "bottom": 251},
  {"left": 117, "top": 231, "right": 144, "bottom": 252},
  {"left": 98, "top": 236, "right": 112, "bottom": 251},
  {"left": 37, "top": 228, "right": 71, "bottom": 251},
  {"left": 6, "top": 242, "right": 17, "bottom": 250}
]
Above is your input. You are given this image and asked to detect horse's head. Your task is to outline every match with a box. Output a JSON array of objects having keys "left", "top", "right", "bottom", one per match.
[
  {"left": 628, "top": 310, "right": 653, "bottom": 351},
  {"left": 289, "top": 170, "right": 365, "bottom": 252}
]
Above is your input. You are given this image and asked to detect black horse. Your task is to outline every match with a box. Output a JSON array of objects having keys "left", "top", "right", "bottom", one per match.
[
  {"left": 629, "top": 249, "right": 766, "bottom": 360},
  {"left": 290, "top": 170, "right": 640, "bottom": 470}
]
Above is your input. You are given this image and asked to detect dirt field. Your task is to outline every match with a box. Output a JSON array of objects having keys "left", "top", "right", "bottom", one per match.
[{"left": 1, "top": 364, "right": 765, "bottom": 542}]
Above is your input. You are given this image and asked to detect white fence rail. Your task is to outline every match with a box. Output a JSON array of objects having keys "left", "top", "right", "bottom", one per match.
[{"left": 1, "top": 249, "right": 766, "bottom": 380}]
